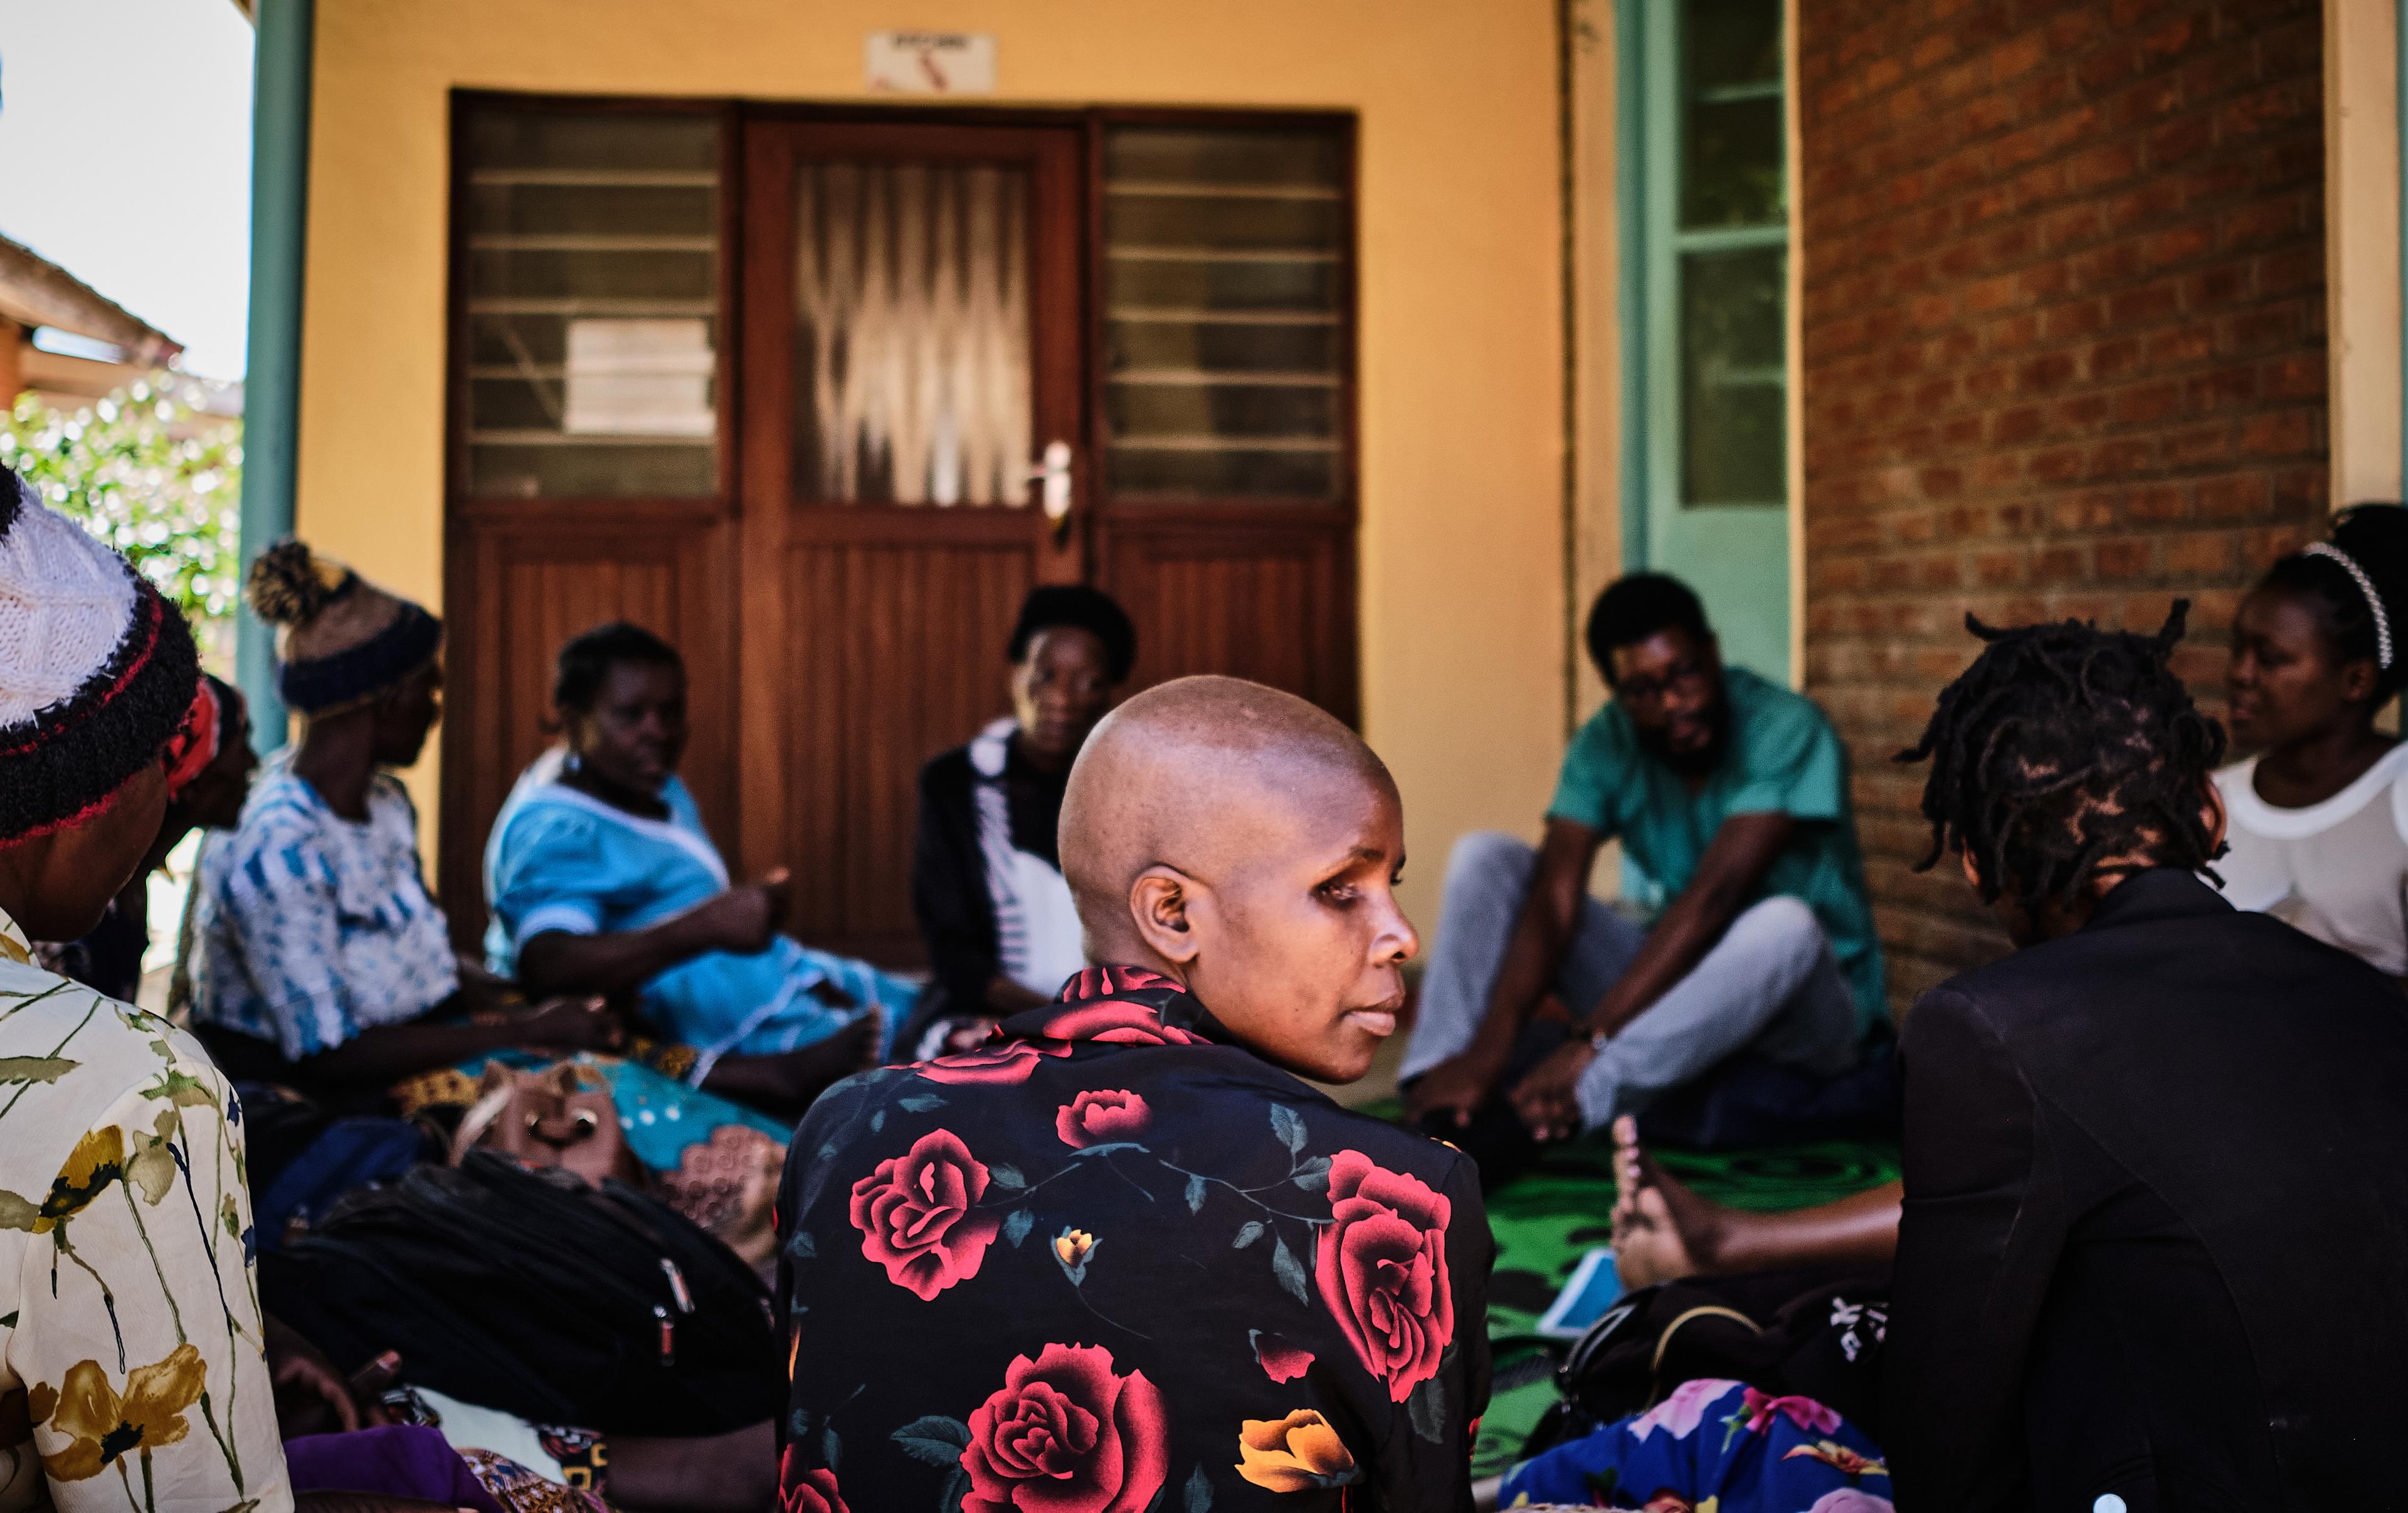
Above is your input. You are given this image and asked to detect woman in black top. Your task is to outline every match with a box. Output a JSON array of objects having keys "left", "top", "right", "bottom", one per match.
[{"left": 911, "top": 586, "right": 1135, "bottom": 1037}]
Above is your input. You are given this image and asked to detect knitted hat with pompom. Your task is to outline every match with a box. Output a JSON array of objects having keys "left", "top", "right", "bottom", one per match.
[
  {"left": 0, "top": 470, "right": 201, "bottom": 845},
  {"left": 246, "top": 539, "right": 442, "bottom": 717}
]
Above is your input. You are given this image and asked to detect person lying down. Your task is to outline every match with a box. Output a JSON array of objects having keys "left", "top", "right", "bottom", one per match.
[{"left": 773, "top": 675, "right": 1493, "bottom": 1512}]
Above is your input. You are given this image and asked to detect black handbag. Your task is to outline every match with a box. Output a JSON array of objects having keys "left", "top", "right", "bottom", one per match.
[
  {"left": 263, "top": 1150, "right": 781, "bottom": 1435},
  {"left": 1520, "top": 1267, "right": 1891, "bottom": 1462}
]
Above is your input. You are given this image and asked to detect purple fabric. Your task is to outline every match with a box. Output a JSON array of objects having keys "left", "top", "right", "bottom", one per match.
[{"left": 284, "top": 1424, "right": 510, "bottom": 1513}]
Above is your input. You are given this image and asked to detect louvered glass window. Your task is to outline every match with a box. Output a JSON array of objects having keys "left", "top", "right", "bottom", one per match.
[
  {"left": 461, "top": 108, "right": 721, "bottom": 499},
  {"left": 1101, "top": 126, "right": 1348, "bottom": 501}
]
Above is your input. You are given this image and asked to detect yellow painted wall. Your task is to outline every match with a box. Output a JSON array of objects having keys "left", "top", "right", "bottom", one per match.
[{"left": 294, "top": 0, "right": 1568, "bottom": 930}]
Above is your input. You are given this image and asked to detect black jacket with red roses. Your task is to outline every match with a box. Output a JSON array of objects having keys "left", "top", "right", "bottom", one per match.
[{"left": 773, "top": 966, "right": 1493, "bottom": 1513}]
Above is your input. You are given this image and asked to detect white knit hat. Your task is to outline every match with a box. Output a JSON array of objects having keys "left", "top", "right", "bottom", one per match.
[{"left": 0, "top": 471, "right": 200, "bottom": 841}]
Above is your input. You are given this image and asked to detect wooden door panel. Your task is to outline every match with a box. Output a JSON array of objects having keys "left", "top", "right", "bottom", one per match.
[
  {"left": 782, "top": 519, "right": 1037, "bottom": 961},
  {"left": 739, "top": 117, "right": 1085, "bottom": 959},
  {"left": 1097, "top": 507, "right": 1357, "bottom": 724},
  {"left": 439, "top": 506, "right": 732, "bottom": 944}
]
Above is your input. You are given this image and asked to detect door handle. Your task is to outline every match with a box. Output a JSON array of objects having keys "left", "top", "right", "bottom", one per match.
[{"left": 1027, "top": 441, "right": 1073, "bottom": 534}]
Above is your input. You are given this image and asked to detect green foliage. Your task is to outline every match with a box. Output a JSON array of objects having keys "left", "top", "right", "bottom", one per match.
[{"left": 1, "top": 377, "right": 243, "bottom": 624}]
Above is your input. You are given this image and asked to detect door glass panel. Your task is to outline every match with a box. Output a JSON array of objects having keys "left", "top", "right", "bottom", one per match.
[
  {"left": 1688, "top": 0, "right": 1782, "bottom": 90},
  {"left": 1681, "top": 245, "right": 1786, "bottom": 506},
  {"left": 1634, "top": 0, "right": 1791, "bottom": 680},
  {"left": 789, "top": 162, "right": 1032, "bottom": 506},
  {"left": 1681, "top": 0, "right": 1783, "bottom": 231},
  {"left": 1101, "top": 125, "right": 1349, "bottom": 502},
  {"left": 1669, "top": 0, "right": 1788, "bottom": 510},
  {"left": 461, "top": 107, "right": 721, "bottom": 500},
  {"left": 1681, "top": 96, "right": 1784, "bottom": 228}
]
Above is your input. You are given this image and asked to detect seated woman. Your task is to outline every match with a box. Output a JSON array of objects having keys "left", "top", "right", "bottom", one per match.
[
  {"left": 485, "top": 623, "right": 910, "bottom": 1114},
  {"left": 187, "top": 542, "right": 621, "bottom": 1099},
  {"left": 2216, "top": 502, "right": 2408, "bottom": 971},
  {"left": 909, "top": 584, "right": 1133, "bottom": 1044}
]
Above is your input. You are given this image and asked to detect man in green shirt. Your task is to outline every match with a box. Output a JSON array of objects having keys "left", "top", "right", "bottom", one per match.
[{"left": 1400, "top": 574, "right": 1886, "bottom": 1184}]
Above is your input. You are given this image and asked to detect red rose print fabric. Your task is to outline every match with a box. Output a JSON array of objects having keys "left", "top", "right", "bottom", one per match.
[
  {"left": 1036, "top": 1002, "right": 1208, "bottom": 1047},
  {"left": 916, "top": 1041, "right": 1072, "bottom": 1086},
  {"left": 777, "top": 1447, "right": 849, "bottom": 1513},
  {"left": 776, "top": 968, "right": 1492, "bottom": 1513},
  {"left": 961, "top": 1343, "right": 1168, "bottom": 1513},
  {"left": 848, "top": 1128, "right": 1004, "bottom": 1300},
  {"left": 1315, "top": 1151, "right": 1455, "bottom": 1401},
  {"left": 1055, "top": 1090, "right": 1151, "bottom": 1148},
  {"left": 1250, "top": 1332, "right": 1316, "bottom": 1384}
]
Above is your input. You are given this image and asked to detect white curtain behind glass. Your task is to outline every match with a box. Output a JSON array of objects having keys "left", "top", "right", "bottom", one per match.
[{"left": 793, "top": 162, "right": 1032, "bottom": 505}]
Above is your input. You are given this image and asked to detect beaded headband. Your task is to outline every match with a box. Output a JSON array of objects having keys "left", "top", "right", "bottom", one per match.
[{"left": 2304, "top": 542, "right": 2394, "bottom": 670}]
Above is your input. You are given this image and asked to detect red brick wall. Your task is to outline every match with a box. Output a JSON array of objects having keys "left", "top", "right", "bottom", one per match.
[{"left": 1797, "top": 0, "right": 2328, "bottom": 1008}]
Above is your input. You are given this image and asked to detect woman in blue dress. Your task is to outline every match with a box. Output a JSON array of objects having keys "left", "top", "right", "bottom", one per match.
[{"left": 485, "top": 622, "right": 912, "bottom": 1116}]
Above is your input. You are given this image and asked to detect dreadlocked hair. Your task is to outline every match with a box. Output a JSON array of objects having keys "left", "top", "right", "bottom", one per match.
[{"left": 1896, "top": 601, "right": 2227, "bottom": 921}]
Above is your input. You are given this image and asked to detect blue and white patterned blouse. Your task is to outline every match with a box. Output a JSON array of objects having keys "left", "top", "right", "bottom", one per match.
[
  {"left": 482, "top": 751, "right": 912, "bottom": 1075},
  {"left": 187, "top": 757, "right": 461, "bottom": 1060}
]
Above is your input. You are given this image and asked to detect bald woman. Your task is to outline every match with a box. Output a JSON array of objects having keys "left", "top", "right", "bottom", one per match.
[{"left": 774, "top": 677, "right": 1493, "bottom": 1513}]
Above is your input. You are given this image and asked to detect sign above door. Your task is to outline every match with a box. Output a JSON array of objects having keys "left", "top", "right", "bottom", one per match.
[{"left": 864, "top": 33, "right": 999, "bottom": 95}]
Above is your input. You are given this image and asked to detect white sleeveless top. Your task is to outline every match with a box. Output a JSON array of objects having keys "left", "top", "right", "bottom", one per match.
[
  {"left": 2213, "top": 743, "right": 2408, "bottom": 976},
  {"left": 967, "top": 717, "right": 1087, "bottom": 997}
]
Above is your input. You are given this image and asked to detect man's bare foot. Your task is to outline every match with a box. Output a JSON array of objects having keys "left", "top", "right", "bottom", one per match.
[{"left": 1610, "top": 1115, "right": 1729, "bottom": 1289}]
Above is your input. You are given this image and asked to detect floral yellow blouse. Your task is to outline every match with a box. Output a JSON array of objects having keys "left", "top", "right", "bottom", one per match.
[{"left": 0, "top": 908, "right": 290, "bottom": 1513}]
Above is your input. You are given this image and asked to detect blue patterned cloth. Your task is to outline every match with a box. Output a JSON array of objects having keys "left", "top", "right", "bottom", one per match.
[
  {"left": 188, "top": 757, "right": 460, "bottom": 1060},
  {"left": 1504, "top": 1379, "right": 1893, "bottom": 1513},
  {"left": 483, "top": 752, "right": 913, "bottom": 1074}
]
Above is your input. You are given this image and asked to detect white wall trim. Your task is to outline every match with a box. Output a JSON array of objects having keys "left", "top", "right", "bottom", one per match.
[
  {"left": 2326, "top": 0, "right": 2402, "bottom": 508},
  {"left": 1569, "top": 0, "right": 1619, "bottom": 723}
]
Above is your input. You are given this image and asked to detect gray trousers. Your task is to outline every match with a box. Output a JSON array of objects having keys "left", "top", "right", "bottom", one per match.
[{"left": 1398, "top": 831, "right": 1863, "bottom": 1131}]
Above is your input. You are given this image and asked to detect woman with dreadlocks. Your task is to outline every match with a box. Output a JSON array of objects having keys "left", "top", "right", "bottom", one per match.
[
  {"left": 2217, "top": 503, "right": 2408, "bottom": 974},
  {"left": 1604, "top": 607, "right": 2408, "bottom": 1507}
]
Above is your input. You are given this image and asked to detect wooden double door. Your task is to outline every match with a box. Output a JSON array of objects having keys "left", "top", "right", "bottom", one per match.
[{"left": 441, "top": 103, "right": 1358, "bottom": 962}]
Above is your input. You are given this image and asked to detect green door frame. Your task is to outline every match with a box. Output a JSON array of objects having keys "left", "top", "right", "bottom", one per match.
[
  {"left": 1615, "top": 0, "right": 1793, "bottom": 685},
  {"left": 236, "top": 0, "right": 314, "bottom": 752},
  {"left": 1615, "top": 0, "right": 1652, "bottom": 584}
]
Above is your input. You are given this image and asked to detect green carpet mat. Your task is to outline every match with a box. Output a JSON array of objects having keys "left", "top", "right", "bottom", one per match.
[{"left": 1467, "top": 1134, "right": 1901, "bottom": 1479}]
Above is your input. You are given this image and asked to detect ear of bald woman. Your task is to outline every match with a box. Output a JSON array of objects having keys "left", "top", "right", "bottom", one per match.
[{"left": 1058, "top": 675, "right": 1419, "bottom": 1085}]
